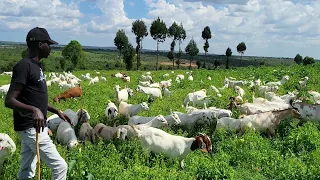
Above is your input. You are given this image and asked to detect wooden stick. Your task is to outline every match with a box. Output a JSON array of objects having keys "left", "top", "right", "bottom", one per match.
[{"left": 36, "top": 132, "right": 41, "bottom": 180}]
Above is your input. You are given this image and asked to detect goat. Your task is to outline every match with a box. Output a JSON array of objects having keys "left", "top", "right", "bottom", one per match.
[
  {"left": 132, "top": 126, "right": 212, "bottom": 168},
  {"left": 0, "top": 133, "right": 16, "bottom": 174},
  {"left": 290, "top": 100, "right": 320, "bottom": 121},
  {"left": 56, "top": 122, "right": 78, "bottom": 148},
  {"left": 299, "top": 76, "right": 309, "bottom": 88},
  {"left": 119, "top": 101, "right": 149, "bottom": 117},
  {"left": 183, "top": 89, "right": 207, "bottom": 107},
  {"left": 93, "top": 123, "right": 128, "bottom": 142},
  {"left": 79, "top": 122, "right": 98, "bottom": 144},
  {"left": 89, "top": 76, "right": 99, "bottom": 85},
  {"left": 115, "top": 85, "right": 134, "bottom": 102},
  {"left": 265, "top": 75, "right": 289, "bottom": 86},
  {"left": 136, "top": 85, "right": 162, "bottom": 99},
  {"left": 259, "top": 85, "right": 279, "bottom": 97},
  {"left": 54, "top": 85, "right": 82, "bottom": 103},
  {"left": 0, "top": 84, "right": 10, "bottom": 98},
  {"left": 105, "top": 100, "right": 118, "bottom": 122},
  {"left": 47, "top": 108, "right": 90, "bottom": 132},
  {"left": 128, "top": 112, "right": 181, "bottom": 126}
]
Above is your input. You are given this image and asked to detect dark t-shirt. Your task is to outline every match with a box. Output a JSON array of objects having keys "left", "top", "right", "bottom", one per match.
[{"left": 10, "top": 57, "right": 48, "bottom": 131}]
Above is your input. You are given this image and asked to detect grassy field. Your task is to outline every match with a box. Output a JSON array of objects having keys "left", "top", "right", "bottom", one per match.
[{"left": 1, "top": 63, "right": 320, "bottom": 179}]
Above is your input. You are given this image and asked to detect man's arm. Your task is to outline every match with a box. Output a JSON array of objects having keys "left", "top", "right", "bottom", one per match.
[
  {"left": 48, "top": 104, "right": 60, "bottom": 114},
  {"left": 5, "top": 82, "right": 38, "bottom": 113}
]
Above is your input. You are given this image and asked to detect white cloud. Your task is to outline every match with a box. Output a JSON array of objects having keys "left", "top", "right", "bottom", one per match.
[{"left": 0, "top": 0, "right": 319, "bottom": 59}]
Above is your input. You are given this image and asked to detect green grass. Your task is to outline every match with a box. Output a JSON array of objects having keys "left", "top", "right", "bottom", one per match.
[{"left": 1, "top": 63, "right": 320, "bottom": 179}]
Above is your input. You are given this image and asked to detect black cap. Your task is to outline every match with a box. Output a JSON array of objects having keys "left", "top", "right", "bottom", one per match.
[{"left": 26, "top": 27, "right": 58, "bottom": 45}]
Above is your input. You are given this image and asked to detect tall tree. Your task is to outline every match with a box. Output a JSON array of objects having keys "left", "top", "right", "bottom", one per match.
[
  {"left": 167, "top": 22, "right": 179, "bottom": 69},
  {"left": 176, "top": 23, "right": 186, "bottom": 68},
  {"left": 122, "top": 43, "right": 135, "bottom": 71},
  {"left": 114, "top": 29, "right": 129, "bottom": 56},
  {"left": 185, "top": 38, "right": 199, "bottom": 70},
  {"left": 201, "top": 26, "right": 212, "bottom": 68},
  {"left": 150, "top": 17, "right": 167, "bottom": 70},
  {"left": 62, "top": 40, "right": 85, "bottom": 70},
  {"left": 236, "top": 42, "right": 247, "bottom": 58},
  {"left": 132, "top": 19, "right": 148, "bottom": 70},
  {"left": 294, "top": 54, "right": 303, "bottom": 64},
  {"left": 225, "top": 47, "right": 232, "bottom": 69}
]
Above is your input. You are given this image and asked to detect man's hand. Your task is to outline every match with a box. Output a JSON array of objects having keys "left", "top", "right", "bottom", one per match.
[
  {"left": 33, "top": 108, "right": 45, "bottom": 133},
  {"left": 57, "top": 111, "right": 74, "bottom": 126}
]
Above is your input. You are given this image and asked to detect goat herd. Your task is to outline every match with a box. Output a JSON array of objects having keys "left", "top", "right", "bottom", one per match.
[{"left": 1, "top": 70, "right": 320, "bottom": 171}]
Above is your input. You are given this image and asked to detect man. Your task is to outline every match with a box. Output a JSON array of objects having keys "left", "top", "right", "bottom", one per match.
[{"left": 5, "top": 27, "right": 73, "bottom": 180}]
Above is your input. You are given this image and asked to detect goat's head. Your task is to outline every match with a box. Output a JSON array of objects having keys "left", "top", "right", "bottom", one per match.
[
  {"left": 116, "top": 128, "right": 128, "bottom": 140},
  {"left": 127, "top": 88, "right": 134, "bottom": 96},
  {"left": 171, "top": 112, "right": 181, "bottom": 124},
  {"left": 77, "top": 109, "right": 91, "bottom": 123},
  {"left": 191, "top": 133, "right": 212, "bottom": 153},
  {"left": 154, "top": 115, "right": 168, "bottom": 127},
  {"left": 107, "top": 107, "right": 118, "bottom": 120},
  {"left": 54, "top": 96, "right": 60, "bottom": 103},
  {"left": 0, "top": 133, "right": 16, "bottom": 154},
  {"left": 290, "top": 108, "right": 302, "bottom": 119},
  {"left": 140, "top": 102, "right": 149, "bottom": 111},
  {"left": 67, "top": 140, "right": 78, "bottom": 149}
]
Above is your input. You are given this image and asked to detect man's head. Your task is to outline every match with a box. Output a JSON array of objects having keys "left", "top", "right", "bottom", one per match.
[{"left": 26, "top": 27, "right": 58, "bottom": 59}]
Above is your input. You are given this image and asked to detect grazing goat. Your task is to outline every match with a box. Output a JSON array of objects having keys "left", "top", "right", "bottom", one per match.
[
  {"left": 183, "top": 89, "right": 207, "bottom": 107},
  {"left": 0, "top": 84, "right": 10, "bottom": 98},
  {"left": 290, "top": 100, "right": 320, "bottom": 121},
  {"left": 265, "top": 75, "right": 289, "bottom": 87},
  {"left": 47, "top": 108, "right": 90, "bottom": 131},
  {"left": 105, "top": 100, "right": 118, "bottom": 122},
  {"left": 101, "top": 76, "right": 107, "bottom": 81},
  {"left": 79, "top": 122, "right": 98, "bottom": 144},
  {"left": 240, "top": 108, "right": 301, "bottom": 136},
  {"left": 93, "top": 123, "right": 128, "bottom": 142},
  {"left": 56, "top": 122, "right": 78, "bottom": 148},
  {"left": 239, "top": 99, "right": 291, "bottom": 115},
  {"left": 136, "top": 85, "right": 162, "bottom": 99},
  {"left": 119, "top": 101, "right": 149, "bottom": 117},
  {"left": 132, "top": 126, "right": 212, "bottom": 168},
  {"left": 54, "top": 85, "right": 82, "bottom": 103},
  {"left": 299, "top": 76, "right": 309, "bottom": 88},
  {"left": 89, "top": 76, "right": 99, "bottom": 85},
  {"left": 115, "top": 85, "right": 134, "bottom": 102},
  {"left": 308, "top": 90, "right": 320, "bottom": 104},
  {"left": 128, "top": 112, "right": 181, "bottom": 126},
  {"left": 0, "top": 133, "right": 16, "bottom": 174},
  {"left": 259, "top": 85, "right": 279, "bottom": 97}
]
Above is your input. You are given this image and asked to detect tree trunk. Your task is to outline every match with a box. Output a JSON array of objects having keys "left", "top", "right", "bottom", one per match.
[
  {"left": 156, "top": 41, "right": 159, "bottom": 71},
  {"left": 172, "top": 56, "right": 175, "bottom": 70},
  {"left": 226, "top": 56, "right": 229, "bottom": 69},
  {"left": 204, "top": 52, "right": 207, "bottom": 69},
  {"left": 189, "top": 56, "right": 192, "bottom": 70}
]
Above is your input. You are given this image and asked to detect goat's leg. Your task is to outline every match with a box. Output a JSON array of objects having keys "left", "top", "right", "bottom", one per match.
[{"left": 179, "top": 159, "right": 185, "bottom": 169}]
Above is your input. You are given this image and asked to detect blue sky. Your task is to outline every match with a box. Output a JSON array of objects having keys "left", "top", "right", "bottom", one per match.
[{"left": 0, "top": 0, "right": 319, "bottom": 59}]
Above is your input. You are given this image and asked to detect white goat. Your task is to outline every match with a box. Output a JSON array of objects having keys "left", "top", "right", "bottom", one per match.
[
  {"left": 89, "top": 76, "right": 99, "bottom": 85},
  {"left": 119, "top": 101, "right": 149, "bottom": 117},
  {"left": 265, "top": 75, "right": 289, "bottom": 86},
  {"left": 0, "top": 133, "right": 16, "bottom": 173},
  {"left": 115, "top": 85, "right": 134, "bottom": 102},
  {"left": 136, "top": 85, "right": 162, "bottom": 99},
  {"left": 298, "top": 76, "right": 309, "bottom": 88},
  {"left": 56, "top": 122, "right": 78, "bottom": 148},
  {"left": 105, "top": 100, "right": 118, "bottom": 121},
  {"left": 183, "top": 89, "right": 207, "bottom": 107},
  {"left": 0, "top": 84, "right": 10, "bottom": 98},
  {"left": 132, "top": 126, "right": 212, "bottom": 168},
  {"left": 101, "top": 76, "right": 107, "bottom": 81},
  {"left": 128, "top": 112, "right": 181, "bottom": 126}
]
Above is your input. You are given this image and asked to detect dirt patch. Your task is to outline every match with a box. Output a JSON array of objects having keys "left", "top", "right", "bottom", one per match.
[{"left": 160, "top": 60, "right": 197, "bottom": 67}]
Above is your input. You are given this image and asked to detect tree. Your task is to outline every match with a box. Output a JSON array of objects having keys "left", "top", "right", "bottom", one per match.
[
  {"left": 214, "top": 60, "right": 220, "bottom": 69},
  {"left": 185, "top": 38, "right": 199, "bottom": 70},
  {"left": 132, "top": 20, "right": 148, "bottom": 70},
  {"left": 303, "top": 56, "right": 315, "bottom": 65},
  {"left": 62, "top": 40, "right": 85, "bottom": 69},
  {"left": 225, "top": 47, "right": 232, "bottom": 69},
  {"left": 202, "top": 26, "right": 212, "bottom": 68},
  {"left": 176, "top": 23, "right": 186, "bottom": 67},
  {"left": 114, "top": 29, "right": 129, "bottom": 56},
  {"left": 196, "top": 60, "right": 201, "bottom": 69},
  {"left": 176, "top": 50, "right": 182, "bottom": 69},
  {"left": 122, "top": 43, "right": 135, "bottom": 71},
  {"left": 236, "top": 42, "right": 247, "bottom": 58},
  {"left": 294, "top": 54, "right": 303, "bottom": 64},
  {"left": 150, "top": 17, "right": 167, "bottom": 71},
  {"left": 21, "top": 48, "right": 28, "bottom": 58},
  {"left": 167, "top": 22, "right": 179, "bottom": 69}
]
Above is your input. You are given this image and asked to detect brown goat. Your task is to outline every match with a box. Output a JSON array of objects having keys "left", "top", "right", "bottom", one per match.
[{"left": 54, "top": 85, "right": 82, "bottom": 103}]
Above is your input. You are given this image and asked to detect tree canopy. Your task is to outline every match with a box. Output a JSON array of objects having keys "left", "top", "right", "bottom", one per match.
[
  {"left": 303, "top": 56, "right": 315, "bottom": 65},
  {"left": 294, "top": 54, "right": 303, "bottom": 64},
  {"left": 150, "top": 17, "right": 167, "bottom": 70},
  {"left": 236, "top": 42, "right": 247, "bottom": 56},
  {"left": 132, "top": 19, "right": 148, "bottom": 70},
  {"left": 122, "top": 43, "right": 135, "bottom": 71},
  {"left": 114, "top": 29, "right": 129, "bottom": 55},
  {"left": 62, "top": 40, "right": 85, "bottom": 69},
  {"left": 225, "top": 47, "right": 232, "bottom": 69},
  {"left": 185, "top": 38, "right": 199, "bottom": 69}
]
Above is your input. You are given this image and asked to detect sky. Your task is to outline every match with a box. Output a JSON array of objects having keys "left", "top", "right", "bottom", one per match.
[{"left": 0, "top": 0, "right": 319, "bottom": 59}]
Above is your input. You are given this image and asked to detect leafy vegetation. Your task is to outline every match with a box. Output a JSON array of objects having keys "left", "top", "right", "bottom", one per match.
[
  {"left": 132, "top": 20, "right": 148, "bottom": 70},
  {"left": 114, "top": 29, "right": 129, "bottom": 56},
  {"left": 61, "top": 40, "right": 85, "bottom": 70},
  {"left": 1, "top": 62, "right": 320, "bottom": 179},
  {"left": 185, "top": 38, "right": 200, "bottom": 69},
  {"left": 294, "top": 54, "right": 303, "bottom": 64}
]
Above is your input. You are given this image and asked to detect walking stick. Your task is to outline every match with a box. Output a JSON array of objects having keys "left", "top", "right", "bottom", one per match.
[{"left": 36, "top": 132, "right": 41, "bottom": 180}]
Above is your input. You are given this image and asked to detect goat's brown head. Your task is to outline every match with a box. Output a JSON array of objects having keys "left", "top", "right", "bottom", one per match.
[
  {"left": 191, "top": 133, "right": 212, "bottom": 153},
  {"left": 54, "top": 96, "right": 60, "bottom": 103}
]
